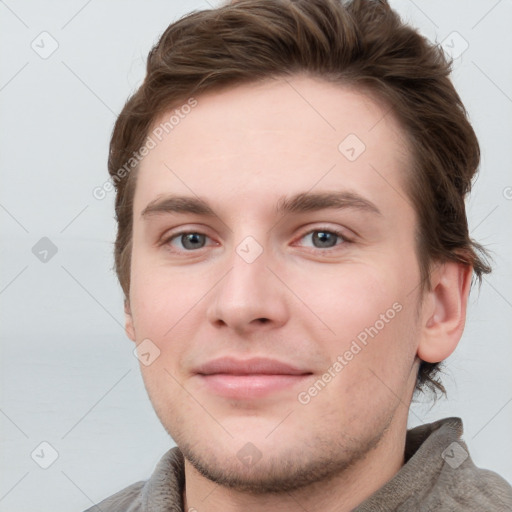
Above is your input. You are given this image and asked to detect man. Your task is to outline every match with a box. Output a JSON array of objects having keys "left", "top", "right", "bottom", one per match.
[{"left": 87, "top": 0, "right": 512, "bottom": 510}]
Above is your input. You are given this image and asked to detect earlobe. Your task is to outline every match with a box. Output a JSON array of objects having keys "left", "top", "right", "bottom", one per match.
[
  {"left": 124, "top": 299, "right": 136, "bottom": 342},
  {"left": 417, "top": 262, "right": 473, "bottom": 363}
]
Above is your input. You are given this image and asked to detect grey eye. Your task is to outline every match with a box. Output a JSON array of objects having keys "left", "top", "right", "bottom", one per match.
[
  {"left": 179, "top": 233, "right": 207, "bottom": 250},
  {"left": 310, "top": 231, "right": 339, "bottom": 248}
]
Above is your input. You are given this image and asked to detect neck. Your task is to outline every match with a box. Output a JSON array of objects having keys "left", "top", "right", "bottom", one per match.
[{"left": 182, "top": 410, "right": 408, "bottom": 512}]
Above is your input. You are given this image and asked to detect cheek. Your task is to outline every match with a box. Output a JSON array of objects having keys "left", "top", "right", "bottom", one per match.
[
  {"left": 308, "top": 264, "right": 418, "bottom": 389},
  {"left": 128, "top": 253, "right": 207, "bottom": 339},
  {"left": 311, "top": 264, "right": 403, "bottom": 336}
]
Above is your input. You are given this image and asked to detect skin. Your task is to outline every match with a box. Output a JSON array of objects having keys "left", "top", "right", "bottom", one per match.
[{"left": 124, "top": 74, "right": 472, "bottom": 512}]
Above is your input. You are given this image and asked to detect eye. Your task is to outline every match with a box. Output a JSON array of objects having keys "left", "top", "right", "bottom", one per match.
[
  {"left": 163, "top": 231, "right": 213, "bottom": 252},
  {"left": 297, "top": 227, "right": 349, "bottom": 250}
]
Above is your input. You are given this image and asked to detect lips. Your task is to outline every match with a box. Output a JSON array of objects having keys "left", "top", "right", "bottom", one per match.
[
  {"left": 195, "top": 356, "right": 311, "bottom": 376},
  {"left": 195, "top": 357, "right": 313, "bottom": 400}
]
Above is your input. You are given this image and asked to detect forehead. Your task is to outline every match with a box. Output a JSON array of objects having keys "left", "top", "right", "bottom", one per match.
[{"left": 134, "top": 75, "right": 411, "bottom": 220}]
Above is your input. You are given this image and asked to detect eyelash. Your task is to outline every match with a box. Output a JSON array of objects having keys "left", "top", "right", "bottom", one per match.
[{"left": 161, "top": 226, "right": 352, "bottom": 254}]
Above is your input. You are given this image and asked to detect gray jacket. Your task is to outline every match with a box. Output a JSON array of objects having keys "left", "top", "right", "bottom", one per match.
[{"left": 85, "top": 417, "right": 512, "bottom": 511}]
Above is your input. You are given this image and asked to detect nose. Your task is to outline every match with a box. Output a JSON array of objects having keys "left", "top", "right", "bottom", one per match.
[{"left": 206, "top": 239, "right": 290, "bottom": 335}]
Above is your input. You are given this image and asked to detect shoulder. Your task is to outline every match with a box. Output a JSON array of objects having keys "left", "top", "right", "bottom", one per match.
[
  {"left": 419, "top": 417, "right": 512, "bottom": 511},
  {"left": 82, "top": 446, "right": 185, "bottom": 512},
  {"left": 82, "top": 480, "right": 145, "bottom": 512},
  {"left": 358, "top": 417, "right": 512, "bottom": 511},
  {"left": 428, "top": 464, "right": 512, "bottom": 511}
]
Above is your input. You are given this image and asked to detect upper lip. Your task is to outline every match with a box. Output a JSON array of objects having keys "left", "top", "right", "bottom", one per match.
[{"left": 195, "top": 357, "right": 311, "bottom": 376}]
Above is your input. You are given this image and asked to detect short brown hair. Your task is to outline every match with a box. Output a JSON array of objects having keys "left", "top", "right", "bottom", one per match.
[{"left": 108, "top": 0, "right": 491, "bottom": 395}]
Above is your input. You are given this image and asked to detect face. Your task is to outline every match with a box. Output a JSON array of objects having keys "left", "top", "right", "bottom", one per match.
[{"left": 126, "top": 75, "right": 424, "bottom": 492}]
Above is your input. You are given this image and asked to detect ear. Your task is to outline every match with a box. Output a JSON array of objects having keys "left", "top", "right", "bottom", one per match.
[
  {"left": 124, "top": 298, "right": 136, "bottom": 342},
  {"left": 417, "top": 262, "right": 473, "bottom": 363}
]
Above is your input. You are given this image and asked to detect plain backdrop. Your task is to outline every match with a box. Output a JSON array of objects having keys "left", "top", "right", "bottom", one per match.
[{"left": 1, "top": 1, "right": 511, "bottom": 510}]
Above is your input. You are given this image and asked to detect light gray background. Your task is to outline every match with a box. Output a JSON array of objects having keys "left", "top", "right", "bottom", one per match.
[{"left": 1, "top": 1, "right": 511, "bottom": 510}]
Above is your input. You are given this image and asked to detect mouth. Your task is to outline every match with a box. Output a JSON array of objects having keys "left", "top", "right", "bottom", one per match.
[{"left": 195, "top": 357, "right": 313, "bottom": 400}]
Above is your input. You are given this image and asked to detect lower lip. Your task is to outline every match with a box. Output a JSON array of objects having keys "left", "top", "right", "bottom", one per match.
[{"left": 197, "top": 374, "right": 311, "bottom": 399}]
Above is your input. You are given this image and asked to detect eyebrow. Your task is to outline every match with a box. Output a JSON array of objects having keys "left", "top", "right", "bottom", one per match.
[{"left": 140, "top": 190, "right": 382, "bottom": 219}]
